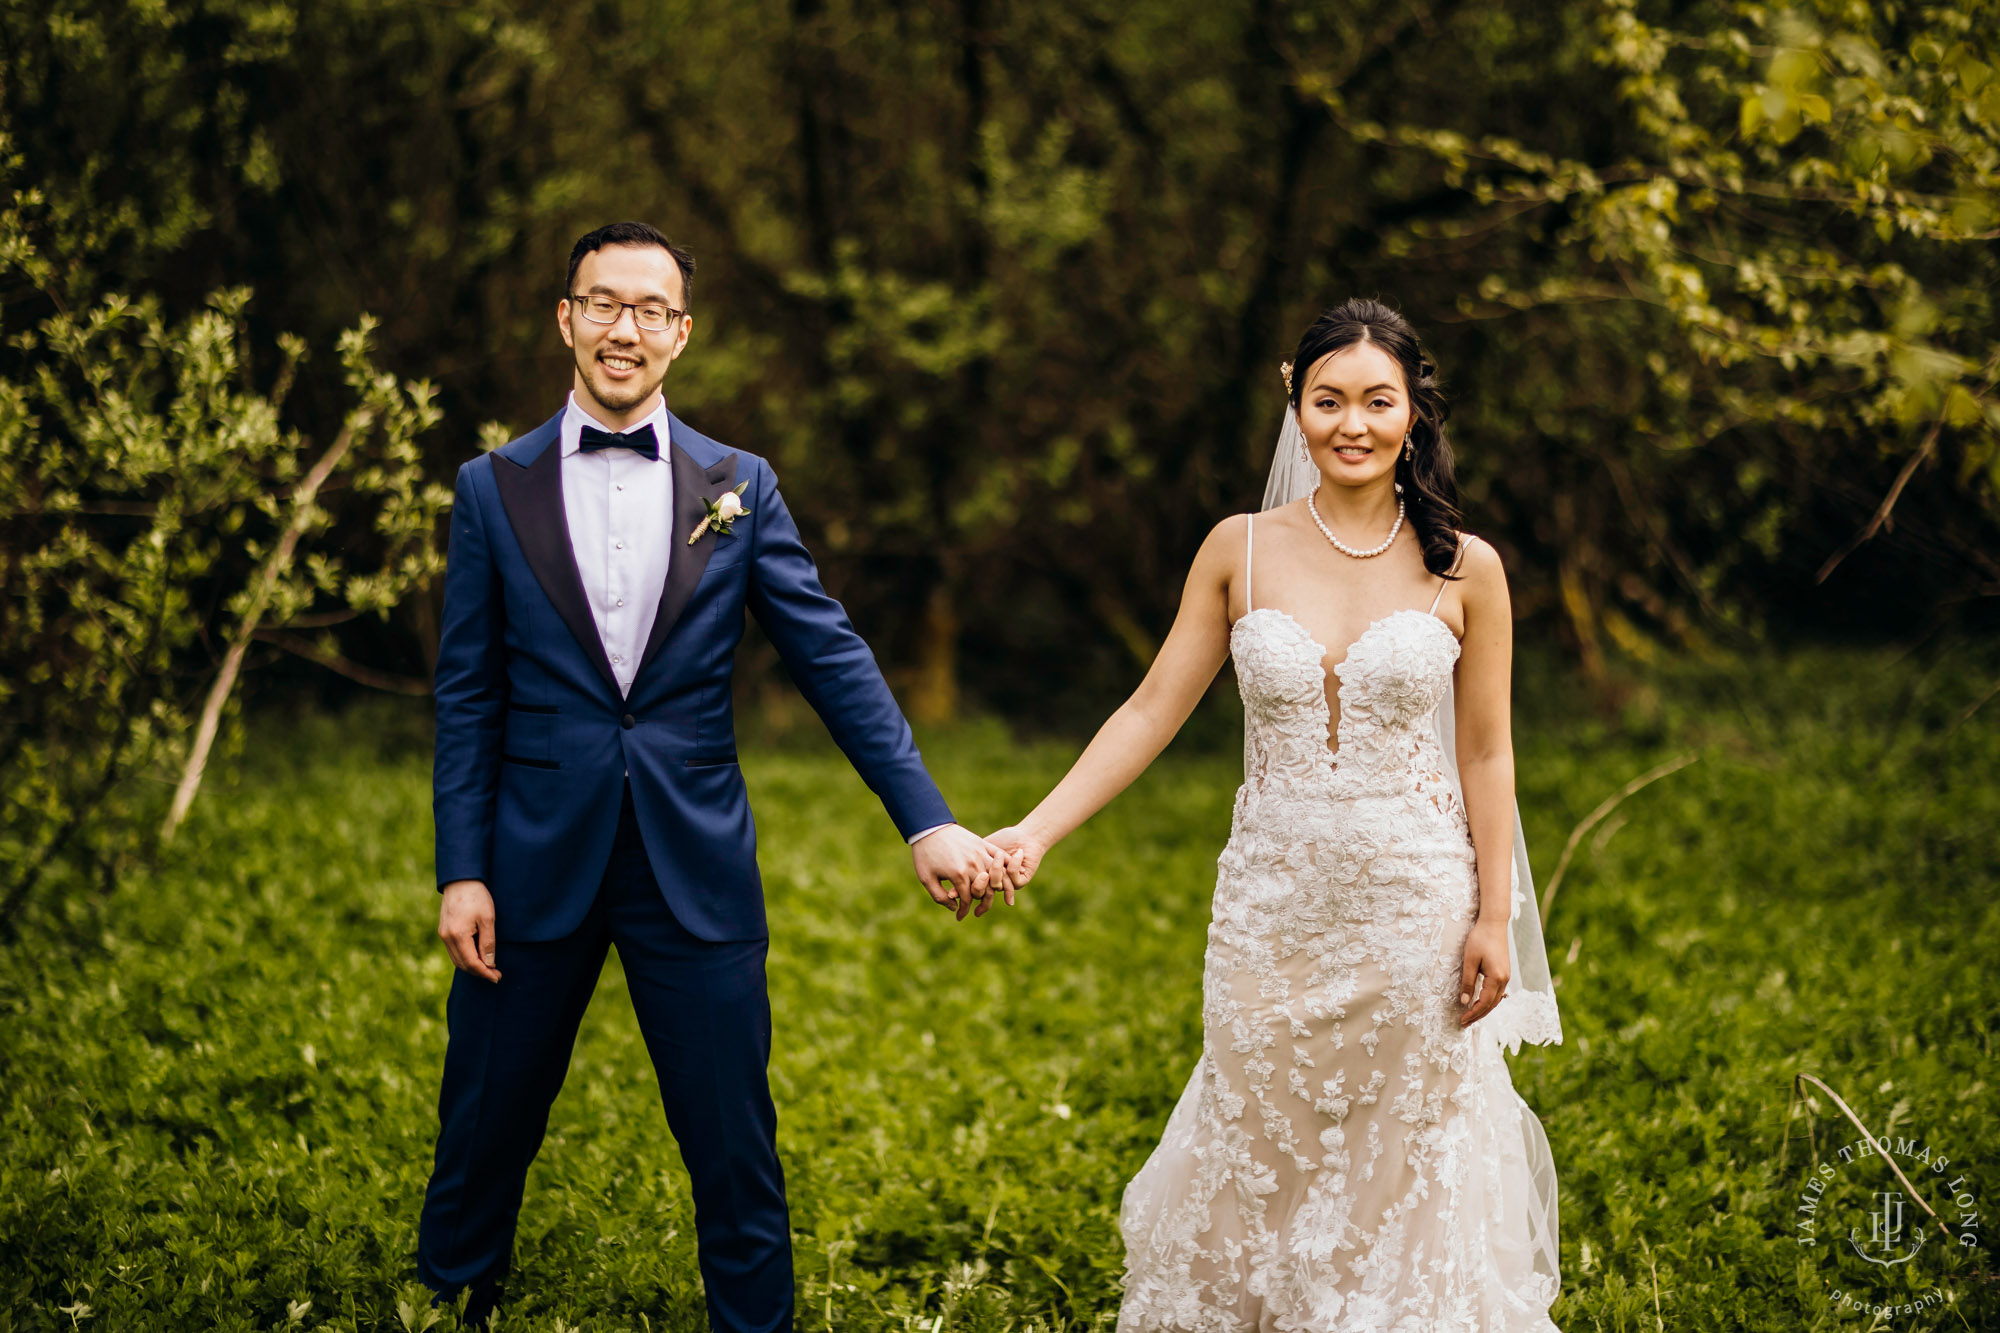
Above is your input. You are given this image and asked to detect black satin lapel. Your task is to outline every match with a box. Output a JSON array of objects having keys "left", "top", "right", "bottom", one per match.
[
  {"left": 491, "top": 438, "right": 621, "bottom": 694},
  {"left": 640, "top": 445, "right": 739, "bottom": 671}
]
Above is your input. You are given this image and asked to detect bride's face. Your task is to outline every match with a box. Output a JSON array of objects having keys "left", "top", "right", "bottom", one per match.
[{"left": 1298, "top": 341, "right": 1413, "bottom": 492}]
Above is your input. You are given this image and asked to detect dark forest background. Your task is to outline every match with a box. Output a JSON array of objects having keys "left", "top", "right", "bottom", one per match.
[{"left": 3, "top": 0, "right": 1996, "bottom": 808}]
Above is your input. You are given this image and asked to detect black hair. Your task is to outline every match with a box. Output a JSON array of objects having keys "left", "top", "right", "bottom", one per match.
[
  {"left": 1288, "top": 297, "right": 1463, "bottom": 578},
  {"left": 564, "top": 221, "right": 697, "bottom": 306}
]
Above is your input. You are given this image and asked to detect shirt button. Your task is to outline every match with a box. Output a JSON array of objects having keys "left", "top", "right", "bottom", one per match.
[
  {"left": 614, "top": 540, "right": 624, "bottom": 550},
  {"left": 621, "top": 714, "right": 636, "bottom": 730},
  {"left": 615, "top": 598, "right": 625, "bottom": 607},
  {"left": 616, "top": 483, "right": 624, "bottom": 491},
  {"left": 612, "top": 654, "right": 622, "bottom": 664}
]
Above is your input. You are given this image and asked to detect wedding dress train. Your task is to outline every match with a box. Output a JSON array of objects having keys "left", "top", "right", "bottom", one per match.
[{"left": 1116, "top": 519, "right": 1561, "bottom": 1332}]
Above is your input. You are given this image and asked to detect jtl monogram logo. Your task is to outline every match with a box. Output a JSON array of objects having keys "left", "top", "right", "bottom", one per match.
[{"left": 1851, "top": 1190, "right": 1927, "bottom": 1267}]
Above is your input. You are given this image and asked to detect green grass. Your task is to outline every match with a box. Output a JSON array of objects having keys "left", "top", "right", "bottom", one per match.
[{"left": 3, "top": 646, "right": 1998, "bottom": 1331}]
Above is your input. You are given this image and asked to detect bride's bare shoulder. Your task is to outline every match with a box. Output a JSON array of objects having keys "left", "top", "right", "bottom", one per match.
[
  {"left": 1451, "top": 532, "right": 1504, "bottom": 572},
  {"left": 1184, "top": 513, "right": 1251, "bottom": 580},
  {"left": 1202, "top": 505, "right": 1310, "bottom": 552},
  {"left": 1449, "top": 532, "right": 1511, "bottom": 605},
  {"left": 1228, "top": 500, "right": 1316, "bottom": 540},
  {"left": 1192, "top": 508, "right": 1308, "bottom": 591}
]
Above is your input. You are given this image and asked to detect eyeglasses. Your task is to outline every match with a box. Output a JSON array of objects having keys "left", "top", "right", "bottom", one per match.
[{"left": 568, "top": 293, "right": 685, "bottom": 333}]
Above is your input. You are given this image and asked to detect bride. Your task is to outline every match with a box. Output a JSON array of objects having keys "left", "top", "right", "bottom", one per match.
[{"left": 990, "top": 298, "right": 1564, "bottom": 1330}]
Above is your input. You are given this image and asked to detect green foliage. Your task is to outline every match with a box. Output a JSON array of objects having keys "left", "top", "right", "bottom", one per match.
[
  {"left": 1315, "top": 0, "right": 2000, "bottom": 653},
  {"left": 2, "top": 650, "right": 1995, "bottom": 1329},
  {"left": 0, "top": 200, "right": 451, "bottom": 930},
  {"left": 0, "top": 0, "right": 569, "bottom": 318},
  {"left": 550, "top": 0, "right": 2000, "bottom": 709},
  {"left": 8, "top": 0, "right": 1997, "bottom": 717}
]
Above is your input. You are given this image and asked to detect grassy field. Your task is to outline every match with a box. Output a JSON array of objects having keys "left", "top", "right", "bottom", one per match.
[{"left": 3, "top": 647, "right": 1997, "bottom": 1331}]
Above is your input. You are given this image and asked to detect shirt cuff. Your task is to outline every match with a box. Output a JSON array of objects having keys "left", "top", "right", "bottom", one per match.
[{"left": 906, "top": 823, "right": 954, "bottom": 846}]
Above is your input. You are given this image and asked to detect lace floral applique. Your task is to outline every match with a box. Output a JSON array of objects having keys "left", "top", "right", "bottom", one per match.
[{"left": 1117, "top": 609, "right": 1561, "bottom": 1332}]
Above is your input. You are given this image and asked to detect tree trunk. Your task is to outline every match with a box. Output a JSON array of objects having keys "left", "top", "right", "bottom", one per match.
[
  {"left": 911, "top": 582, "right": 960, "bottom": 726},
  {"left": 1557, "top": 551, "right": 1605, "bottom": 685},
  {"left": 161, "top": 416, "right": 365, "bottom": 841}
]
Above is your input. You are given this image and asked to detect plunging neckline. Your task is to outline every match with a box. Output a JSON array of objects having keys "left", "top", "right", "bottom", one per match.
[{"left": 1231, "top": 606, "right": 1460, "bottom": 767}]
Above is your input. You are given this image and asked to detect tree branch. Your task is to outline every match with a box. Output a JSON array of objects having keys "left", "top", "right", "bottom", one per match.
[
  {"left": 1815, "top": 411, "right": 1946, "bottom": 585},
  {"left": 1539, "top": 752, "right": 1700, "bottom": 929},
  {"left": 252, "top": 630, "right": 431, "bottom": 696}
]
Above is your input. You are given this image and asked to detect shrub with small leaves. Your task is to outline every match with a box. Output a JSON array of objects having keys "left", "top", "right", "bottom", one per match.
[{"left": 0, "top": 194, "right": 450, "bottom": 933}]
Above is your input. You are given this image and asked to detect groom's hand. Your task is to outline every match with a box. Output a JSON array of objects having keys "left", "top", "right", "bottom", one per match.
[
  {"left": 439, "top": 879, "right": 502, "bottom": 983},
  {"left": 911, "top": 824, "right": 1006, "bottom": 921}
]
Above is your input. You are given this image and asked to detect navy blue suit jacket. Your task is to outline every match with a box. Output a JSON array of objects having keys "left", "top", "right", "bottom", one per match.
[{"left": 432, "top": 408, "right": 954, "bottom": 942}]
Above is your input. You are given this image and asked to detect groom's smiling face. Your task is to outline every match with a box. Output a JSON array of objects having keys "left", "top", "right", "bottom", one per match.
[{"left": 557, "top": 243, "right": 693, "bottom": 427}]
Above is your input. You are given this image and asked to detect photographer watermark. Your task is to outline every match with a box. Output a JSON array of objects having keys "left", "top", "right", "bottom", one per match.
[{"left": 1786, "top": 1074, "right": 1983, "bottom": 1324}]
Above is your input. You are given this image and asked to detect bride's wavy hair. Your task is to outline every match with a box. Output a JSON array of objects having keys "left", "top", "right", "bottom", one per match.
[{"left": 1288, "top": 298, "right": 1463, "bottom": 578}]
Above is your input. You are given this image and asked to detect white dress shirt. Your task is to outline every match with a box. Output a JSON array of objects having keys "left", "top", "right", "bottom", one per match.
[{"left": 561, "top": 392, "right": 673, "bottom": 698}]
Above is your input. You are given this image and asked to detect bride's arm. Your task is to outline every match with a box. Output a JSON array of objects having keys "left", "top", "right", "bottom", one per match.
[
  {"left": 991, "top": 515, "right": 1243, "bottom": 886},
  {"left": 1451, "top": 536, "right": 1517, "bottom": 1025}
]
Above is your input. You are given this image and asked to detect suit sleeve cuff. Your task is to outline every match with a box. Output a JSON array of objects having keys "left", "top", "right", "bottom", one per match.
[{"left": 436, "top": 865, "right": 489, "bottom": 892}]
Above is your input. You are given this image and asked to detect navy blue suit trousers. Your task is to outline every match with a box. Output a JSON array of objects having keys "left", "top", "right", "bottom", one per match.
[{"left": 418, "top": 785, "right": 791, "bottom": 1331}]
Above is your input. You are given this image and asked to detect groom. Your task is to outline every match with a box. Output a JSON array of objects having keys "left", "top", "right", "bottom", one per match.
[{"left": 420, "top": 221, "right": 1005, "bottom": 1329}]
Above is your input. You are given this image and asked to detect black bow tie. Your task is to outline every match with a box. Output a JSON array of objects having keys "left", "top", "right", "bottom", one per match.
[{"left": 578, "top": 422, "right": 660, "bottom": 461}]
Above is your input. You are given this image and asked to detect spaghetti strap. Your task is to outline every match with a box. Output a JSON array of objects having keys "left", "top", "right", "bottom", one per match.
[
  {"left": 1432, "top": 528, "right": 1480, "bottom": 612},
  {"left": 1245, "top": 514, "right": 1255, "bottom": 611},
  {"left": 1429, "top": 531, "right": 1470, "bottom": 614}
]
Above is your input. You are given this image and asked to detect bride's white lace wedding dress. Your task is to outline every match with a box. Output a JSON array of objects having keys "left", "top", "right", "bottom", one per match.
[{"left": 1117, "top": 518, "right": 1562, "bottom": 1332}]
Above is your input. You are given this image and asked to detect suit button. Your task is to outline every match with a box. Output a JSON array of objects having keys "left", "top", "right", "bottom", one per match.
[{"left": 621, "top": 714, "right": 636, "bottom": 730}]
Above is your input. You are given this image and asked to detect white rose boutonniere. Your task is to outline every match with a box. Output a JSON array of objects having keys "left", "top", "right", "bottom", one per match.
[{"left": 688, "top": 481, "right": 751, "bottom": 545}]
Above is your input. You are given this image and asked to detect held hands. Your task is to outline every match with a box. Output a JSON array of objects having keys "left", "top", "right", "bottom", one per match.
[
  {"left": 1458, "top": 917, "right": 1510, "bottom": 1027},
  {"left": 911, "top": 824, "right": 1015, "bottom": 920},
  {"left": 984, "top": 825, "right": 1048, "bottom": 894},
  {"left": 915, "top": 823, "right": 1050, "bottom": 922},
  {"left": 439, "top": 879, "right": 502, "bottom": 983}
]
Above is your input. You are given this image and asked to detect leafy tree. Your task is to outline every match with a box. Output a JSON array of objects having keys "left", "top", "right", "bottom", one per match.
[
  {"left": 1309, "top": 0, "right": 2000, "bottom": 667},
  {"left": 0, "top": 189, "right": 448, "bottom": 932}
]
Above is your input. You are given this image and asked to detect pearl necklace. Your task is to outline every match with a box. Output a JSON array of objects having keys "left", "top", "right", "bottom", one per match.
[{"left": 1308, "top": 487, "right": 1404, "bottom": 558}]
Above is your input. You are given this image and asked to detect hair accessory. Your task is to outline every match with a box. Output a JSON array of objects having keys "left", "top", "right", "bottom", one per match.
[{"left": 1280, "top": 361, "right": 1294, "bottom": 395}]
